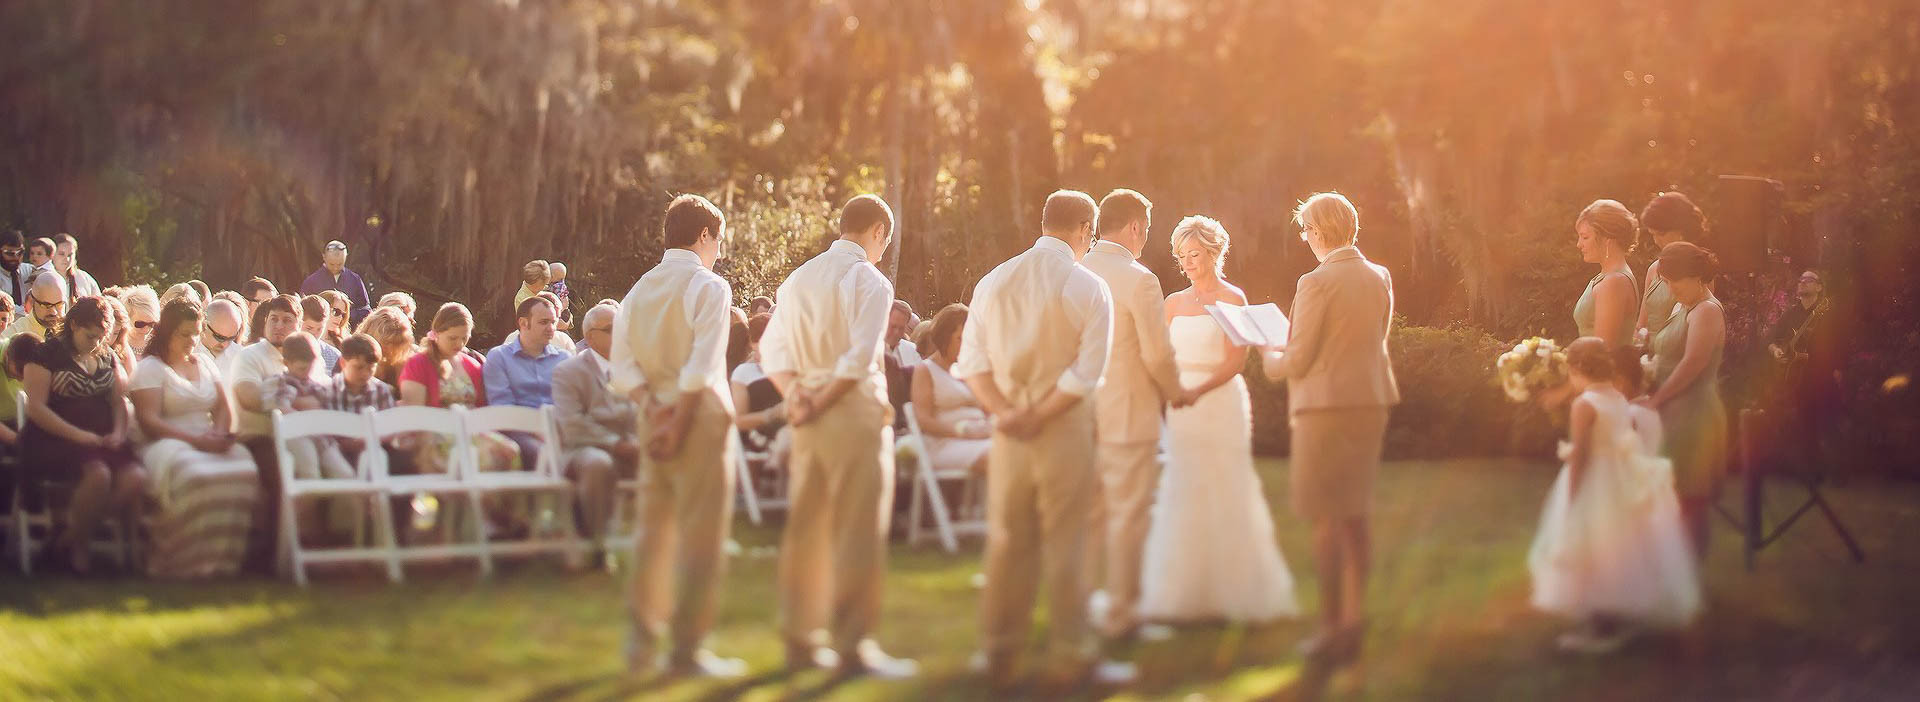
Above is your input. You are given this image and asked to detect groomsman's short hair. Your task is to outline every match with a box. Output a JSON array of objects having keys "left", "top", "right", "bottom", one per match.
[
  {"left": 1041, "top": 190, "right": 1097, "bottom": 235},
  {"left": 1096, "top": 189, "right": 1153, "bottom": 235},
  {"left": 664, "top": 194, "right": 725, "bottom": 248},
  {"left": 839, "top": 194, "right": 894, "bottom": 238},
  {"left": 1294, "top": 192, "right": 1360, "bottom": 247}
]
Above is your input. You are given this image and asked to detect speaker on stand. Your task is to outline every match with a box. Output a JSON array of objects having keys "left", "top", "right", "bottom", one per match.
[{"left": 1709, "top": 174, "right": 1864, "bottom": 570}]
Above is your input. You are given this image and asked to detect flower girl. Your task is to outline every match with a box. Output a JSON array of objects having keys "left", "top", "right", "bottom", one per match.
[{"left": 1529, "top": 337, "right": 1701, "bottom": 653}]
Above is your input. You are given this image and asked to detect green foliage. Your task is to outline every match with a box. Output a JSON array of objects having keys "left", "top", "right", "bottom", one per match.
[{"left": 1251, "top": 324, "right": 1558, "bottom": 459}]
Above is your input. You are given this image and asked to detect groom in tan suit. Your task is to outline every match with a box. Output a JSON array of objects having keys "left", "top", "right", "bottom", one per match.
[
  {"left": 758, "top": 194, "right": 917, "bottom": 678},
  {"left": 608, "top": 194, "right": 744, "bottom": 677},
  {"left": 959, "top": 189, "right": 1133, "bottom": 687},
  {"left": 1079, "top": 189, "right": 1187, "bottom": 640}
]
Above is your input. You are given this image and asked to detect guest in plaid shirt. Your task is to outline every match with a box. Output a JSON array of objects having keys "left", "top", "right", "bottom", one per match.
[
  {"left": 326, "top": 333, "right": 397, "bottom": 414},
  {"left": 268, "top": 332, "right": 357, "bottom": 540}
]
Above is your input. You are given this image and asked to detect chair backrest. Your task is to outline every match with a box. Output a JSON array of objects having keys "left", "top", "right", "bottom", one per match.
[
  {"left": 273, "top": 408, "right": 377, "bottom": 483},
  {"left": 14, "top": 389, "right": 24, "bottom": 432},
  {"left": 902, "top": 401, "right": 922, "bottom": 438},
  {"left": 369, "top": 405, "right": 462, "bottom": 439},
  {"left": 459, "top": 404, "right": 556, "bottom": 475}
]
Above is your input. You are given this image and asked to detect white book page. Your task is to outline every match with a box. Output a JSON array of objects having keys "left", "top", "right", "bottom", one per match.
[
  {"left": 1204, "top": 302, "right": 1264, "bottom": 347},
  {"left": 1244, "top": 303, "right": 1290, "bottom": 347}
]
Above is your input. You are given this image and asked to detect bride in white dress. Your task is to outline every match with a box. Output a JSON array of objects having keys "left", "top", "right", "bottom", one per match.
[{"left": 1138, "top": 215, "right": 1299, "bottom": 623}]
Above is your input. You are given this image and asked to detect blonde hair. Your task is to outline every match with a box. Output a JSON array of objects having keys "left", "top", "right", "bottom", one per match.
[
  {"left": 1294, "top": 192, "right": 1359, "bottom": 247},
  {"left": 1169, "top": 215, "right": 1231, "bottom": 277},
  {"left": 159, "top": 282, "right": 200, "bottom": 308},
  {"left": 121, "top": 284, "right": 161, "bottom": 320},
  {"left": 1577, "top": 199, "right": 1639, "bottom": 253}
]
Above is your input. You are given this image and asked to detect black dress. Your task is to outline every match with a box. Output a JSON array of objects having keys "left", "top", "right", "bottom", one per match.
[{"left": 22, "top": 337, "right": 137, "bottom": 482}]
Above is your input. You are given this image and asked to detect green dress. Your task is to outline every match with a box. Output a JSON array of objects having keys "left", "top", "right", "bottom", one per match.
[
  {"left": 1641, "top": 270, "right": 1681, "bottom": 339},
  {"left": 1651, "top": 298, "right": 1727, "bottom": 498},
  {"left": 1573, "top": 267, "right": 1638, "bottom": 343}
]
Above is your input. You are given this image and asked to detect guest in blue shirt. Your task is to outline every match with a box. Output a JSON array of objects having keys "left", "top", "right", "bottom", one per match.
[
  {"left": 484, "top": 296, "right": 567, "bottom": 408},
  {"left": 298, "top": 240, "right": 372, "bottom": 327},
  {"left": 484, "top": 295, "right": 568, "bottom": 472}
]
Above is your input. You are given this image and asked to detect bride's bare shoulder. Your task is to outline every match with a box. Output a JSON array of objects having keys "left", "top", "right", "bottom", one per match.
[{"left": 1216, "top": 282, "right": 1249, "bottom": 305}]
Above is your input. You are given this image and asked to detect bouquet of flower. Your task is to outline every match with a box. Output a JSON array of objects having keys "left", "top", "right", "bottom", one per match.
[{"left": 1496, "top": 337, "right": 1570, "bottom": 403}]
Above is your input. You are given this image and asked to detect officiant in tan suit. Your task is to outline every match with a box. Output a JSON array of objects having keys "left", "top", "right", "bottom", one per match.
[
  {"left": 1260, "top": 191, "right": 1399, "bottom": 669},
  {"left": 958, "top": 189, "right": 1134, "bottom": 688},
  {"left": 757, "top": 194, "right": 918, "bottom": 679},
  {"left": 1080, "top": 189, "right": 1186, "bottom": 640},
  {"left": 608, "top": 194, "right": 744, "bottom": 678}
]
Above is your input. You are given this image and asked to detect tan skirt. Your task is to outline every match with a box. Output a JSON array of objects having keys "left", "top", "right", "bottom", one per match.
[{"left": 1289, "top": 407, "right": 1391, "bottom": 521}]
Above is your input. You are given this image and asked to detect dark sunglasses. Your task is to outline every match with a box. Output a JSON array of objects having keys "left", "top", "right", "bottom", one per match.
[
  {"left": 331, "top": 309, "right": 348, "bottom": 319},
  {"left": 208, "top": 329, "right": 238, "bottom": 343},
  {"left": 132, "top": 320, "right": 156, "bottom": 331}
]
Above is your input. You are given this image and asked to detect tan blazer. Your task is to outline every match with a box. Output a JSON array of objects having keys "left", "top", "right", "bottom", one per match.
[
  {"left": 1263, "top": 246, "right": 1400, "bottom": 414},
  {"left": 550, "top": 350, "right": 637, "bottom": 453},
  {"left": 1080, "top": 240, "right": 1181, "bottom": 444}
]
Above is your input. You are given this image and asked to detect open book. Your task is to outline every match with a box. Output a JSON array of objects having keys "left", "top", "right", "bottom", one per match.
[{"left": 1204, "top": 302, "right": 1291, "bottom": 347}]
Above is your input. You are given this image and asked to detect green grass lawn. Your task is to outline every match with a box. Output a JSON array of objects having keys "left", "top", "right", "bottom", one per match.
[{"left": 4, "top": 458, "right": 1918, "bottom": 701}]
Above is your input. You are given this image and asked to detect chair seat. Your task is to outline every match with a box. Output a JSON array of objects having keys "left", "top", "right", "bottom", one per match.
[
  {"left": 285, "top": 480, "right": 385, "bottom": 497},
  {"left": 382, "top": 475, "right": 470, "bottom": 493}
]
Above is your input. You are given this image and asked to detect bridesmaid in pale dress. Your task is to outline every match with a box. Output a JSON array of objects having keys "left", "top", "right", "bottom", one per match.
[
  {"left": 910, "top": 304, "right": 991, "bottom": 476},
  {"left": 1637, "top": 242, "right": 1728, "bottom": 562},
  {"left": 1636, "top": 192, "right": 1709, "bottom": 342},
  {"left": 1572, "top": 199, "right": 1640, "bottom": 348},
  {"left": 128, "top": 299, "right": 260, "bottom": 577}
]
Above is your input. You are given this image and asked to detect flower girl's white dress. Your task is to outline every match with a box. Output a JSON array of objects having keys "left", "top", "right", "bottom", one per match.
[{"left": 1529, "top": 386, "right": 1701, "bottom": 627}]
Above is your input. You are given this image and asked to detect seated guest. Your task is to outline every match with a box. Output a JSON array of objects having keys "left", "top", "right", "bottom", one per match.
[
  {"left": 909, "top": 303, "right": 991, "bottom": 476},
  {"left": 20, "top": 297, "right": 147, "bottom": 574},
  {"left": 25, "top": 237, "right": 56, "bottom": 282},
  {"left": 315, "top": 289, "right": 352, "bottom": 348},
  {"left": 356, "top": 305, "right": 417, "bottom": 388},
  {"left": 266, "top": 332, "right": 355, "bottom": 538},
  {"left": 550, "top": 303, "right": 638, "bottom": 556},
  {"left": 724, "top": 306, "right": 752, "bottom": 375},
  {"left": 880, "top": 300, "right": 919, "bottom": 430},
  {"left": 485, "top": 295, "right": 568, "bottom": 464},
  {"left": 730, "top": 313, "right": 785, "bottom": 453},
  {"left": 121, "top": 285, "right": 161, "bottom": 356},
  {"left": 101, "top": 296, "right": 139, "bottom": 374},
  {"left": 0, "top": 292, "right": 12, "bottom": 326},
  {"left": 129, "top": 299, "right": 259, "bottom": 577},
  {"left": 545, "top": 261, "right": 574, "bottom": 333},
  {"left": 5, "top": 272, "right": 67, "bottom": 342},
  {"left": 748, "top": 295, "right": 774, "bottom": 317},
  {"left": 241, "top": 277, "right": 277, "bottom": 320},
  {"left": 298, "top": 295, "right": 342, "bottom": 375},
  {"left": 400, "top": 302, "right": 516, "bottom": 472},
  {"left": 325, "top": 333, "right": 398, "bottom": 416},
  {"left": 377, "top": 291, "right": 418, "bottom": 325},
  {"left": 198, "top": 299, "right": 248, "bottom": 377},
  {"left": 1, "top": 333, "right": 42, "bottom": 447},
  {"left": 514, "top": 259, "right": 551, "bottom": 316},
  {"left": 187, "top": 280, "right": 213, "bottom": 306},
  {"left": 228, "top": 294, "right": 316, "bottom": 570}
]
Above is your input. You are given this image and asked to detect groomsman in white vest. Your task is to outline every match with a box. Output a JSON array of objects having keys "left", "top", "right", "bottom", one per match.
[
  {"left": 958, "top": 189, "right": 1133, "bottom": 687},
  {"left": 757, "top": 194, "right": 919, "bottom": 678},
  {"left": 608, "top": 194, "right": 745, "bottom": 678},
  {"left": 1079, "top": 189, "right": 1190, "bottom": 642}
]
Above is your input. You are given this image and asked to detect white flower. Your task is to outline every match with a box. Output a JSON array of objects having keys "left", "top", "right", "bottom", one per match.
[
  {"left": 1512, "top": 343, "right": 1528, "bottom": 355},
  {"left": 1536, "top": 347, "right": 1551, "bottom": 359}
]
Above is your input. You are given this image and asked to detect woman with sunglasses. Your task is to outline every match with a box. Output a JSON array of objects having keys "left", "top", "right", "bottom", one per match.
[
  {"left": 21, "top": 296, "right": 148, "bottom": 574},
  {"left": 121, "top": 285, "right": 162, "bottom": 356},
  {"left": 316, "top": 289, "right": 352, "bottom": 347}
]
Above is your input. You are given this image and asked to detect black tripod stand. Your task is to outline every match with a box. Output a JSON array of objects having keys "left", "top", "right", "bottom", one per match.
[{"left": 1719, "top": 408, "right": 1866, "bottom": 571}]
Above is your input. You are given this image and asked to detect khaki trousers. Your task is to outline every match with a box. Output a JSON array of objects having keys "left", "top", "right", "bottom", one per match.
[
  {"left": 778, "top": 388, "right": 895, "bottom": 653},
  {"left": 980, "top": 403, "right": 1099, "bottom": 665},
  {"left": 1092, "top": 440, "right": 1159, "bottom": 637},
  {"left": 627, "top": 392, "right": 736, "bottom": 660}
]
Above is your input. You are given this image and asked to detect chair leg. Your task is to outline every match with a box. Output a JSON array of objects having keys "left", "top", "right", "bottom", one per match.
[
  {"left": 468, "top": 490, "right": 494, "bottom": 577},
  {"left": 923, "top": 470, "right": 959, "bottom": 554},
  {"left": 282, "top": 495, "right": 306, "bottom": 587},
  {"left": 736, "top": 458, "right": 762, "bottom": 526},
  {"left": 907, "top": 474, "right": 926, "bottom": 546},
  {"left": 372, "top": 494, "right": 403, "bottom": 584}
]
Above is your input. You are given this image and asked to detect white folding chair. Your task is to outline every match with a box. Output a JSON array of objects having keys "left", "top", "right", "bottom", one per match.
[
  {"left": 458, "top": 404, "right": 581, "bottom": 564},
  {"left": 368, "top": 405, "right": 493, "bottom": 576},
  {"left": 902, "top": 402, "right": 987, "bottom": 553},
  {"left": 734, "top": 430, "right": 766, "bottom": 525},
  {"left": 273, "top": 408, "right": 401, "bottom": 586}
]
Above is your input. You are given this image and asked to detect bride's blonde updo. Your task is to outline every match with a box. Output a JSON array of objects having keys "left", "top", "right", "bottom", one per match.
[{"left": 1170, "top": 215, "right": 1231, "bottom": 277}]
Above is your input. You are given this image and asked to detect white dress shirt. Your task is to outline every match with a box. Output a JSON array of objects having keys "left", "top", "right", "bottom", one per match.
[
  {"left": 954, "top": 235, "right": 1113, "bottom": 397},
  {"left": 757, "top": 238, "right": 894, "bottom": 387},
  {"left": 608, "top": 247, "right": 731, "bottom": 402}
]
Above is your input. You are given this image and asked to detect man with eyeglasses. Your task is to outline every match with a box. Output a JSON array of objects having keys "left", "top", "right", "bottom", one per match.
[
  {"left": 2, "top": 272, "right": 68, "bottom": 342},
  {"left": 49, "top": 233, "right": 103, "bottom": 299},
  {"left": 197, "top": 298, "right": 249, "bottom": 377},
  {"left": 1, "top": 230, "right": 32, "bottom": 320},
  {"left": 298, "top": 240, "right": 372, "bottom": 328}
]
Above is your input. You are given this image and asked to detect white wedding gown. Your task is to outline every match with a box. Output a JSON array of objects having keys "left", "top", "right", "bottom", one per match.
[{"left": 1137, "top": 316, "right": 1300, "bottom": 623}]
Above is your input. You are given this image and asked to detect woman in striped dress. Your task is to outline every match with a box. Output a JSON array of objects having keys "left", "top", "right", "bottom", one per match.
[{"left": 129, "top": 299, "right": 260, "bottom": 577}]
